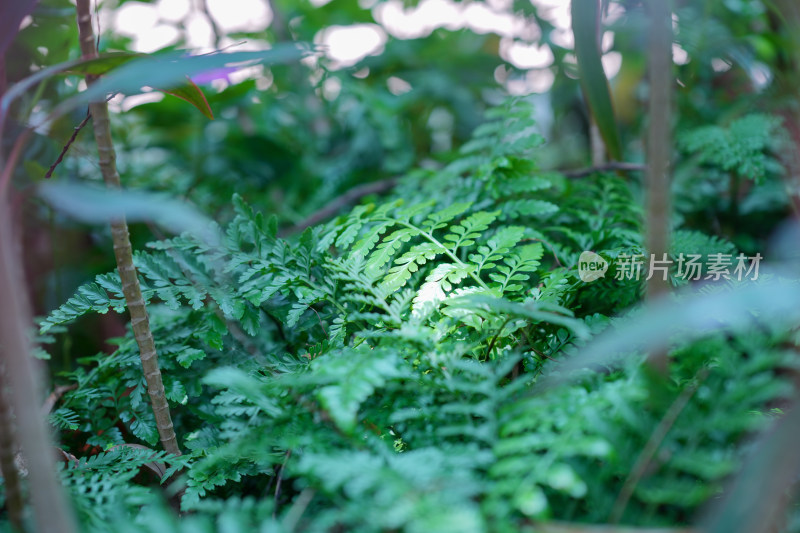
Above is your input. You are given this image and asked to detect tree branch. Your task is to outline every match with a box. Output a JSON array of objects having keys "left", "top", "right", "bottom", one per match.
[
  {"left": 279, "top": 161, "right": 646, "bottom": 237},
  {"left": 45, "top": 108, "right": 91, "bottom": 179},
  {"left": 279, "top": 177, "right": 398, "bottom": 236},
  {"left": 198, "top": 0, "right": 223, "bottom": 48}
]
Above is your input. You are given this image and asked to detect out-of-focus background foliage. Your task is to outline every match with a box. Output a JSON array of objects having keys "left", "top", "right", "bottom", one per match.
[{"left": 7, "top": 0, "right": 798, "bottom": 360}]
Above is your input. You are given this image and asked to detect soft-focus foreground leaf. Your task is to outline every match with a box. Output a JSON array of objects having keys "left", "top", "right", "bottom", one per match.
[
  {"left": 1, "top": 44, "right": 309, "bottom": 123},
  {"left": 546, "top": 270, "right": 800, "bottom": 386},
  {"left": 38, "top": 182, "right": 220, "bottom": 246},
  {"left": 57, "top": 44, "right": 309, "bottom": 117},
  {"left": 703, "top": 399, "right": 800, "bottom": 533},
  {"left": 64, "top": 52, "right": 214, "bottom": 119}
]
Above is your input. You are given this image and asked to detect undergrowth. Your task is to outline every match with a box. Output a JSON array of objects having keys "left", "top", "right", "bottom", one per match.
[{"left": 26, "top": 99, "right": 798, "bottom": 532}]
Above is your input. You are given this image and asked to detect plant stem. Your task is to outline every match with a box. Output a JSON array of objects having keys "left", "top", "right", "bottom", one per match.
[
  {"left": 0, "top": 196, "right": 78, "bottom": 532},
  {"left": 74, "top": 0, "right": 181, "bottom": 456},
  {"left": 644, "top": 0, "right": 673, "bottom": 373},
  {"left": 609, "top": 368, "right": 708, "bottom": 523},
  {"left": 0, "top": 367, "right": 24, "bottom": 531}
]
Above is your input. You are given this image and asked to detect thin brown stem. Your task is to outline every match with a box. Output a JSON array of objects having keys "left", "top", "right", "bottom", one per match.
[
  {"left": 273, "top": 449, "right": 292, "bottom": 518},
  {"left": 45, "top": 108, "right": 91, "bottom": 178},
  {"left": 485, "top": 318, "right": 511, "bottom": 360},
  {"left": 609, "top": 368, "right": 708, "bottom": 523},
  {"left": 75, "top": 0, "right": 181, "bottom": 456},
  {"left": 280, "top": 177, "right": 398, "bottom": 236}
]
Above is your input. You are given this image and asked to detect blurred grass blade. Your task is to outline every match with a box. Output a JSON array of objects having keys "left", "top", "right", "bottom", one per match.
[
  {"left": 56, "top": 44, "right": 309, "bottom": 118},
  {"left": 3, "top": 53, "right": 148, "bottom": 120},
  {"left": 446, "top": 293, "right": 591, "bottom": 339},
  {"left": 545, "top": 272, "right": 800, "bottom": 385},
  {"left": 38, "top": 182, "right": 221, "bottom": 246},
  {"left": 572, "top": 0, "right": 623, "bottom": 160},
  {"left": 62, "top": 51, "right": 142, "bottom": 76},
  {"left": 1, "top": 44, "right": 309, "bottom": 125}
]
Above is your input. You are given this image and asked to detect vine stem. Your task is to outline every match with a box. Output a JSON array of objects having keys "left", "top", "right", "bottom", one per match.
[{"left": 74, "top": 0, "right": 180, "bottom": 456}]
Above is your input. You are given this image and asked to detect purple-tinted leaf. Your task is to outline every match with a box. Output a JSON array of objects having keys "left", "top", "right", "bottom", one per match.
[{"left": 191, "top": 67, "right": 237, "bottom": 85}]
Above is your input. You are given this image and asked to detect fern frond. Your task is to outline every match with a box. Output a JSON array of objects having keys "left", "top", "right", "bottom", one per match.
[{"left": 444, "top": 211, "right": 499, "bottom": 253}]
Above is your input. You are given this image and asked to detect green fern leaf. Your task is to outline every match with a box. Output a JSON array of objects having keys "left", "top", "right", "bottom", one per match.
[
  {"left": 382, "top": 242, "right": 444, "bottom": 291},
  {"left": 313, "top": 348, "right": 402, "bottom": 433},
  {"left": 422, "top": 201, "right": 472, "bottom": 232},
  {"left": 412, "top": 263, "right": 474, "bottom": 313},
  {"left": 469, "top": 226, "right": 525, "bottom": 275},
  {"left": 444, "top": 211, "right": 499, "bottom": 252},
  {"left": 498, "top": 199, "right": 558, "bottom": 220},
  {"left": 367, "top": 227, "right": 419, "bottom": 274}
]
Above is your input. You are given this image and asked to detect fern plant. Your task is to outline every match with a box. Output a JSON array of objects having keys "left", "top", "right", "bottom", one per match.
[{"left": 31, "top": 99, "right": 799, "bottom": 532}]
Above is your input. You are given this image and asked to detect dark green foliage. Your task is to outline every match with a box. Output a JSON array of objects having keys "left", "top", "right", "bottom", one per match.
[
  {"left": 30, "top": 100, "right": 798, "bottom": 532},
  {"left": 679, "top": 114, "right": 785, "bottom": 183}
]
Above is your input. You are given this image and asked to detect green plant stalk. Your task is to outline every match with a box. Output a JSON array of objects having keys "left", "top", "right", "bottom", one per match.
[
  {"left": 75, "top": 0, "right": 180, "bottom": 456},
  {"left": 729, "top": 171, "right": 740, "bottom": 233}
]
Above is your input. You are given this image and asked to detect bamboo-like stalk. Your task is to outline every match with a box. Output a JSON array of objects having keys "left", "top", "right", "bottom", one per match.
[
  {"left": 74, "top": 0, "right": 181, "bottom": 456},
  {"left": 644, "top": 0, "right": 673, "bottom": 374},
  {"left": 644, "top": 0, "right": 672, "bottom": 300},
  {"left": 645, "top": 0, "right": 673, "bottom": 376},
  {"left": 0, "top": 196, "right": 78, "bottom": 533}
]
